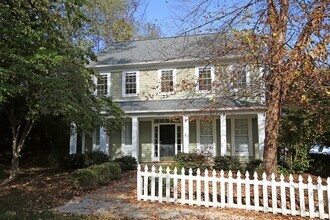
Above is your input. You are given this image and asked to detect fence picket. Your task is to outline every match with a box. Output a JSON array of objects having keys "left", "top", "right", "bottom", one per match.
[
  {"left": 262, "top": 172, "right": 268, "bottom": 213},
  {"left": 220, "top": 170, "right": 225, "bottom": 208},
  {"left": 253, "top": 172, "right": 259, "bottom": 211},
  {"left": 151, "top": 165, "right": 156, "bottom": 202},
  {"left": 228, "top": 171, "right": 233, "bottom": 207},
  {"left": 280, "top": 174, "right": 286, "bottom": 215},
  {"left": 181, "top": 167, "right": 185, "bottom": 204},
  {"left": 137, "top": 166, "right": 329, "bottom": 219},
  {"left": 173, "top": 167, "right": 178, "bottom": 203},
  {"left": 298, "top": 175, "right": 306, "bottom": 217},
  {"left": 317, "top": 177, "right": 324, "bottom": 219},
  {"left": 205, "top": 169, "right": 209, "bottom": 207},
  {"left": 196, "top": 168, "right": 201, "bottom": 206},
  {"left": 237, "top": 171, "right": 242, "bottom": 208},
  {"left": 245, "top": 171, "right": 251, "bottom": 210},
  {"left": 289, "top": 174, "right": 296, "bottom": 216},
  {"left": 212, "top": 170, "right": 217, "bottom": 207},
  {"left": 308, "top": 176, "right": 315, "bottom": 218},
  {"left": 188, "top": 168, "right": 193, "bottom": 205},
  {"left": 158, "top": 166, "right": 163, "bottom": 203}
]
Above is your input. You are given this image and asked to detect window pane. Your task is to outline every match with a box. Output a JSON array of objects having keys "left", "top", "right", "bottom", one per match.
[
  {"left": 198, "top": 67, "right": 212, "bottom": 91},
  {"left": 125, "top": 121, "right": 132, "bottom": 145},
  {"left": 234, "top": 68, "right": 247, "bottom": 86},
  {"left": 160, "top": 70, "right": 174, "bottom": 92},
  {"left": 97, "top": 75, "right": 107, "bottom": 96},
  {"left": 125, "top": 72, "right": 137, "bottom": 94},
  {"left": 235, "top": 119, "right": 249, "bottom": 153}
]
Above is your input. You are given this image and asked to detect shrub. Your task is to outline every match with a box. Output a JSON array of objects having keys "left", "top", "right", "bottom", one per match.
[
  {"left": 245, "top": 159, "right": 263, "bottom": 175},
  {"left": 71, "top": 168, "right": 98, "bottom": 190},
  {"left": 213, "top": 156, "right": 242, "bottom": 171},
  {"left": 173, "top": 152, "right": 210, "bottom": 174},
  {"left": 114, "top": 156, "right": 137, "bottom": 171},
  {"left": 309, "top": 154, "right": 330, "bottom": 177},
  {"left": 88, "top": 163, "right": 112, "bottom": 185},
  {"left": 63, "top": 154, "right": 85, "bottom": 170},
  {"left": 104, "top": 162, "right": 121, "bottom": 180},
  {"left": 84, "top": 151, "right": 110, "bottom": 167},
  {"left": 0, "top": 164, "right": 5, "bottom": 179}
]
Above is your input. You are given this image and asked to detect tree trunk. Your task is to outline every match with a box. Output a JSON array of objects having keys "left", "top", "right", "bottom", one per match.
[
  {"left": 263, "top": 75, "right": 282, "bottom": 176},
  {"left": 9, "top": 153, "right": 19, "bottom": 180}
]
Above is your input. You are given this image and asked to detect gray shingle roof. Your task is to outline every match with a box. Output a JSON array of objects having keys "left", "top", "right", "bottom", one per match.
[
  {"left": 91, "top": 34, "right": 228, "bottom": 67},
  {"left": 116, "top": 98, "right": 262, "bottom": 113}
]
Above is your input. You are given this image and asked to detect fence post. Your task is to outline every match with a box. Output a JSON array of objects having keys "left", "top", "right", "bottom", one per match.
[
  {"left": 220, "top": 170, "right": 225, "bottom": 207},
  {"left": 189, "top": 168, "right": 193, "bottom": 206},
  {"left": 151, "top": 165, "right": 156, "bottom": 202},
  {"left": 159, "top": 166, "right": 163, "bottom": 203},
  {"left": 262, "top": 172, "right": 268, "bottom": 213},
  {"left": 298, "top": 175, "right": 306, "bottom": 217},
  {"left": 166, "top": 166, "right": 171, "bottom": 203},
  {"left": 205, "top": 169, "right": 209, "bottom": 207},
  {"left": 196, "top": 168, "right": 201, "bottom": 206},
  {"left": 137, "top": 164, "right": 142, "bottom": 201},
  {"left": 245, "top": 171, "right": 251, "bottom": 210},
  {"left": 237, "top": 171, "right": 242, "bottom": 208},
  {"left": 181, "top": 167, "right": 186, "bottom": 204},
  {"left": 228, "top": 170, "right": 233, "bottom": 207},
  {"left": 212, "top": 169, "right": 217, "bottom": 207},
  {"left": 280, "top": 174, "right": 286, "bottom": 215},
  {"left": 308, "top": 175, "right": 315, "bottom": 218},
  {"left": 254, "top": 172, "right": 259, "bottom": 211},
  {"left": 143, "top": 165, "right": 149, "bottom": 201},
  {"left": 289, "top": 174, "right": 296, "bottom": 216},
  {"left": 173, "top": 167, "right": 178, "bottom": 203},
  {"left": 317, "top": 177, "right": 324, "bottom": 219}
]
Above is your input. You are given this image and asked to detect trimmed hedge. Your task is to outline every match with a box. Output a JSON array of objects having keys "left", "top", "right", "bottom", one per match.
[
  {"left": 71, "top": 168, "right": 98, "bottom": 190},
  {"left": 213, "top": 156, "right": 242, "bottom": 171},
  {"left": 173, "top": 152, "right": 211, "bottom": 174},
  {"left": 114, "top": 156, "right": 137, "bottom": 171},
  {"left": 71, "top": 162, "right": 121, "bottom": 190},
  {"left": 63, "top": 151, "right": 110, "bottom": 170}
]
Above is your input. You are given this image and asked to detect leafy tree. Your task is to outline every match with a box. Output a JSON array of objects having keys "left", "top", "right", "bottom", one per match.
[
  {"left": 0, "top": 0, "right": 124, "bottom": 180},
  {"left": 173, "top": 0, "right": 329, "bottom": 176},
  {"left": 136, "top": 22, "right": 163, "bottom": 40}
]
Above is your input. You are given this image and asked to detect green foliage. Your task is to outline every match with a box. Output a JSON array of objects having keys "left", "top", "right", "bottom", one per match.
[
  {"left": 63, "top": 151, "right": 110, "bottom": 170},
  {"left": 71, "top": 168, "right": 99, "bottom": 190},
  {"left": 102, "top": 162, "right": 121, "bottom": 180},
  {"left": 213, "top": 156, "right": 242, "bottom": 171},
  {"left": 0, "top": 164, "right": 5, "bottom": 179},
  {"left": 84, "top": 151, "right": 110, "bottom": 167},
  {"left": 114, "top": 156, "right": 138, "bottom": 171},
  {"left": 88, "top": 162, "right": 121, "bottom": 185},
  {"left": 245, "top": 159, "right": 263, "bottom": 175},
  {"left": 277, "top": 165, "right": 291, "bottom": 176},
  {"left": 173, "top": 152, "right": 210, "bottom": 174},
  {"left": 309, "top": 154, "right": 330, "bottom": 177}
]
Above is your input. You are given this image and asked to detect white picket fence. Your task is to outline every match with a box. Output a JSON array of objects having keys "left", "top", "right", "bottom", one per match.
[{"left": 137, "top": 165, "right": 330, "bottom": 219}]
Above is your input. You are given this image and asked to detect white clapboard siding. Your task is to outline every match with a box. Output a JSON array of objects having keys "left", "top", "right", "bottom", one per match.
[{"left": 137, "top": 165, "right": 330, "bottom": 219}]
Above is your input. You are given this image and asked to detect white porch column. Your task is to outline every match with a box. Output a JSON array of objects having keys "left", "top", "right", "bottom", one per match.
[
  {"left": 132, "top": 117, "right": 139, "bottom": 161},
  {"left": 100, "top": 127, "right": 108, "bottom": 155},
  {"left": 183, "top": 115, "right": 189, "bottom": 153},
  {"left": 69, "top": 123, "right": 77, "bottom": 154},
  {"left": 220, "top": 114, "right": 227, "bottom": 156},
  {"left": 257, "top": 112, "right": 265, "bottom": 160}
]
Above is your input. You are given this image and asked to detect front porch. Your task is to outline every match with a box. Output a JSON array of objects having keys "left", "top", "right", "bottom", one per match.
[{"left": 70, "top": 112, "right": 265, "bottom": 163}]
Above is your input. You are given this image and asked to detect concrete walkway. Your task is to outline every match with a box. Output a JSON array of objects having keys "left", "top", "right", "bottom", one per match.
[{"left": 53, "top": 171, "right": 300, "bottom": 219}]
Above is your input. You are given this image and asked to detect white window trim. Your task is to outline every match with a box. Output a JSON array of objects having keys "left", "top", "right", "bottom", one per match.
[
  {"left": 122, "top": 70, "right": 139, "bottom": 97},
  {"left": 157, "top": 68, "right": 176, "bottom": 95},
  {"left": 195, "top": 64, "right": 215, "bottom": 93},
  {"left": 229, "top": 64, "right": 251, "bottom": 91},
  {"left": 196, "top": 118, "right": 216, "bottom": 156},
  {"left": 94, "top": 73, "right": 111, "bottom": 96}
]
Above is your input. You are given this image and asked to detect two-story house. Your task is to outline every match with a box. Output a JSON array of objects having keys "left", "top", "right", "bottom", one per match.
[{"left": 69, "top": 34, "right": 266, "bottom": 162}]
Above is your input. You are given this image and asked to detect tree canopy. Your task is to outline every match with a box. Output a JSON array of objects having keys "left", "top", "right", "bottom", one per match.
[{"left": 0, "top": 0, "right": 124, "bottom": 179}]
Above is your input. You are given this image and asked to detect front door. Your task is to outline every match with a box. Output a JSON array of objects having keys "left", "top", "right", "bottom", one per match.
[{"left": 160, "top": 125, "right": 175, "bottom": 161}]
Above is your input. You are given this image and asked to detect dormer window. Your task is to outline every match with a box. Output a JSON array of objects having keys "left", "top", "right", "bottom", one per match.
[
  {"left": 95, "top": 73, "right": 110, "bottom": 96},
  {"left": 196, "top": 65, "right": 214, "bottom": 92},
  {"left": 122, "top": 71, "right": 139, "bottom": 97}
]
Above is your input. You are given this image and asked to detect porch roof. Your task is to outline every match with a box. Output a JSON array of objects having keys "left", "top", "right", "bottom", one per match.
[{"left": 115, "top": 98, "right": 263, "bottom": 114}]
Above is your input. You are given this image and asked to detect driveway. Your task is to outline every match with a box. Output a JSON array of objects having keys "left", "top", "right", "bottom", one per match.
[{"left": 54, "top": 171, "right": 302, "bottom": 219}]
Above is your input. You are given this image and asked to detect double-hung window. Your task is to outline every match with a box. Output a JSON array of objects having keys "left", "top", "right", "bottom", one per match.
[
  {"left": 123, "top": 71, "right": 139, "bottom": 97},
  {"left": 199, "top": 120, "right": 214, "bottom": 153},
  {"left": 232, "top": 66, "right": 249, "bottom": 87},
  {"left": 159, "top": 69, "right": 175, "bottom": 94},
  {"left": 196, "top": 65, "right": 214, "bottom": 92},
  {"left": 95, "top": 74, "right": 110, "bottom": 96}
]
